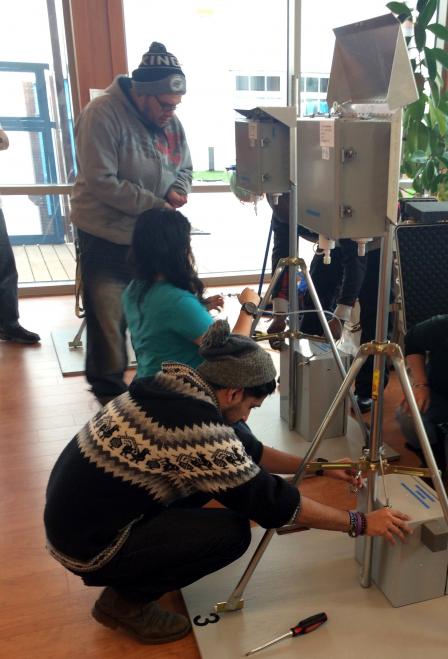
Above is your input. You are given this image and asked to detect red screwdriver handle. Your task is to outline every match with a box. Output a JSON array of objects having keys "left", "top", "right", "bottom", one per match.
[{"left": 291, "top": 612, "right": 328, "bottom": 637}]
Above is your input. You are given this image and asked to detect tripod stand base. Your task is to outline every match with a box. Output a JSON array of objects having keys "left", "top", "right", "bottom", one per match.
[{"left": 182, "top": 526, "right": 447, "bottom": 659}]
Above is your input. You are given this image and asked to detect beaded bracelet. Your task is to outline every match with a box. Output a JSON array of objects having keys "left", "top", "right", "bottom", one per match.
[{"left": 347, "top": 510, "right": 367, "bottom": 537}]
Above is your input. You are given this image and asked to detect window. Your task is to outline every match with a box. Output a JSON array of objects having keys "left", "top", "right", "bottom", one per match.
[
  {"left": 250, "top": 76, "right": 265, "bottom": 91},
  {"left": 123, "top": 0, "right": 288, "bottom": 280},
  {"left": 0, "top": 0, "right": 74, "bottom": 267},
  {"left": 123, "top": 0, "right": 288, "bottom": 174},
  {"left": 266, "top": 76, "right": 280, "bottom": 92},
  {"left": 236, "top": 75, "right": 249, "bottom": 91},
  {"left": 305, "top": 77, "right": 319, "bottom": 93}
]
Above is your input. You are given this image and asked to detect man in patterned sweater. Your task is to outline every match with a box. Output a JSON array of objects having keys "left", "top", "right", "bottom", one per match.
[{"left": 44, "top": 321, "right": 410, "bottom": 645}]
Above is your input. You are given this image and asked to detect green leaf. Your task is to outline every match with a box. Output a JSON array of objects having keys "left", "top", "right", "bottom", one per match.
[
  {"left": 429, "top": 79, "right": 440, "bottom": 105},
  {"left": 386, "top": 2, "right": 412, "bottom": 18},
  {"left": 407, "top": 95, "right": 426, "bottom": 122},
  {"left": 417, "top": 0, "right": 429, "bottom": 11},
  {"left": 416, "top": 0, "right": 437, "bottom": 30},
  {"left": 428, "top": 98, "right": 438, "bottom": 128},
  {"left": 405, "top": 122, "right": 418, "bottom": 152},
  {"left": 410, "top": 149, "right": 429, "bottom": 162},
  {"left": 433, "top": 47, "right": 448, "bottom": 69},
  {"left": 417, "top": 122, "right": 430, "bottom": 150},
  {"left": 424, "top": 47, "right": 437, "bottom": 80},
  {"left": 428, "top": 23, "right": 448, "bottom": 41},
  {"left": 413, "top": 170, "right": 424, "bottom": 193},
  {"left": 414, "top": 22, "right": 426, "bottom": 50},
  {"left": 428, "top": 125, "right": 442, "bottom": 154},
  {"left": 438, "top": 155, "right": 448, "bottom": 168},
  {"left": 424, "top": 159, "right": 437, "bottom": 193}
]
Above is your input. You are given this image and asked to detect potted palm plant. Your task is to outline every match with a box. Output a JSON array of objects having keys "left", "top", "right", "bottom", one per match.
[{"left": 387, "top": 0, "right": 448, "bottom": 198}]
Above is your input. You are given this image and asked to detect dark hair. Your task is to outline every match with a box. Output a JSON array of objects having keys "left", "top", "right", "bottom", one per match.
[
  {"left": 208, "top": 379, "right": 277, "bottom": 398},
  {"left": 129, "top": 208, "right": 205, "bottom": 324}
]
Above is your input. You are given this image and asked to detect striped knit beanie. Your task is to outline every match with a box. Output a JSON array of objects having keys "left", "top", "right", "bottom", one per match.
[
  {"left": 131, "top": 42, "right": 186, "bottom": 96},
  {"left": 197, "top": 320, "right": 276, "bottom": 388}
]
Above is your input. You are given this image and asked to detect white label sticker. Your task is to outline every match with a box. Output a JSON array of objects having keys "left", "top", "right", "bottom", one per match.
[
  {"left": 248, "top": 122, "right": 258, "bottom": 140},
  {"left": 322, "top": 146, "right": 330, "bottom": 160},
  {"left": 320, "top": 120, "right": 334, "bottom": 148}
]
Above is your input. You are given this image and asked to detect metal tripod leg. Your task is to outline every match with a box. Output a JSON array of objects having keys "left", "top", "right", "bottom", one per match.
[
  {"left": 68, "top": 318, "right": 86, "bottom": 349},
  {"left": 302, "top": 261, "right": 369, "bottom": 445},
  {"left": 251, "top": 257, "right": 299, "bottom": 430},
  {"left": 215, "top": 348, "right": 368, "bottom": 612},
  {"left": 252, "top": 256, "right": 368, "bottom": 440}
]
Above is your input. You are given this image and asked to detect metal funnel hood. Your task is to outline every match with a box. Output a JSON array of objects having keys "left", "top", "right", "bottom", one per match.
[{"left": 327, "top": 13, "right": 418, "bottom": 113}]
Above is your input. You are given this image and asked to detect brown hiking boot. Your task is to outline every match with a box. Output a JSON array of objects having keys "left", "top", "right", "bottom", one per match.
[{"left": 92, "top": 587, "right": 191, "bottom": 644}]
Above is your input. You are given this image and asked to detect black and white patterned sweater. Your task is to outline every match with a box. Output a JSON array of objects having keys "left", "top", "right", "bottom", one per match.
[{"left": 44, "top": 363, "right": 299, "bottom": 570}]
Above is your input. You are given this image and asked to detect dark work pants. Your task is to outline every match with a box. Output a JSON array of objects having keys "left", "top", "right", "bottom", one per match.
[
  {"left": 78, "top": 230, "right": 132, "bottom": 400},
  {"left": 300, "top": 247, "right": 345, "bottom": 336},
  {"left": 270, "top": 213, "right": 317, "bottom": 299},
  {"left": 396, "top": 390, "right": 448, "bottom": 474},
  {"left": 0, "top": 208, "right": 19, "bottom": 328},
  {"left": 300, "top": 247, "right": 391, "bottom": 397},
  {"left": 79, "top": 507, "right": 251, "bottom": 602}
]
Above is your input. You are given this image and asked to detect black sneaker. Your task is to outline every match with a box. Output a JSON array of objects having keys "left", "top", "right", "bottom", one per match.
[
  {"left": 92, "top": 587, "right": 191, "bottom": 644},
  {"left": 354, "top": 395, "right": 372, "bottom": 414},
  {"left": 0, "top": 323, "right": 40, "bottom": 344}
]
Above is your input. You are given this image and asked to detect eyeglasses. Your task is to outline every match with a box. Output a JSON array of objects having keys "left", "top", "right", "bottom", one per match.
[{"left": 155, "top": 96, "right": 179, "bottom": 112}]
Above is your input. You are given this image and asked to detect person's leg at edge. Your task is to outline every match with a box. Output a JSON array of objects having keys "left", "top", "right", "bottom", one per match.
[
  {"left": 300, "top": 247, "right": 342, "bottom": 336},
  {"left": 396, "top": 390, "right": 448, "bottom": 477},
  {"left": 78, "top": 230, "right": 131, "bottom": 405},
  {"left": 0, "top": 208, "right": 40, "bottom": 344}
]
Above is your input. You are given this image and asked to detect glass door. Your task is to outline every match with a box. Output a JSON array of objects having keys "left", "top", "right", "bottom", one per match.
[{"left": 0, "top": 61, "right": 68, "bottom": 244}]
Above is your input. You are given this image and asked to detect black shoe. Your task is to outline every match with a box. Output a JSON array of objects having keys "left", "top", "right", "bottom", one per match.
[
  {"left": 92, "top": 587, "right": 191, "bottom": 644},
  {"left": 0, "top": 323, "right": 40, "bottom": 344},
  {"left": 354, "top": 395, "right": 372, "bottom": 414}
]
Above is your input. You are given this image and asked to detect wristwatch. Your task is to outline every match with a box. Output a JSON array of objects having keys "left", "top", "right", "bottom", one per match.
[{"left": 241, "top": 301, "right": 258, "bottom": 318}]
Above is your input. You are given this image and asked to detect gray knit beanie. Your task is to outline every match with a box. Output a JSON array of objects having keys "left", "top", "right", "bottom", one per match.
[
  {"left": 197, "top": 320, "right": 277, "bottom": 388},
  {"left": 132, "top": 42, "right": 186, "bottom": 96}
]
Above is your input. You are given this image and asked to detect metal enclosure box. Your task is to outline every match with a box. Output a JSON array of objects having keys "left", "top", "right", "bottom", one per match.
[
  {"left": 355, "top": 474, "right": 448, "bottom": 607},
  {"left": 279, "top": 340, "right": 350, "bottom": 442},
  {"left": 297, "top": 118, "right": 390, "bottom": 239},
  {"left": 235, "top": 119, "right": 290, "bottom": 194}
]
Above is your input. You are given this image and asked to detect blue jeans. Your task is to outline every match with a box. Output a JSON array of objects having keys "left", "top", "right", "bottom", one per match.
[
  {"left": 0, "top": 208, "right": 19, "bottom": 328},
  {"left": 78, "top": 230, "right": 132, "bottom": 401},
  {"left": 78, "top": 507, "right": 251, "bottom": 602},
  {"left": 395, "top": 389, "right": 448, "bottom": 472}
]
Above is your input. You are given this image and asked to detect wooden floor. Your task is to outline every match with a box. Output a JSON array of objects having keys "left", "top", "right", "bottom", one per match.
[
  {"left": 13, "top": 243, "right": 76, "bottom": 284},
  {"left": 0, "top": 293, "right": 423, "bottom": 659}
]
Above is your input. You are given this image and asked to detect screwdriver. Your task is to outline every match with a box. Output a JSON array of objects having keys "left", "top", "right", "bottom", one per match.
[{"left": 245, "top": 611, "right": 328, "bottom": 656}]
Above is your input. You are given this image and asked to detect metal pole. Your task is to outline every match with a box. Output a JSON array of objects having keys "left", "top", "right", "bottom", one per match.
[
  {"left": 360, "top": 109, "right": 402, "bottom": 587},
  {"left": 303, "top": 265, "right": 369, "bottom": 445},
  {"left": 359, "top": 230, "right": 394, "bottom": 587},
  {"left": 288, "top": 182, "right": 298, "bottom": 430},
  {"left": 216, "top": 349, "right": 368, "bottom": 612}
]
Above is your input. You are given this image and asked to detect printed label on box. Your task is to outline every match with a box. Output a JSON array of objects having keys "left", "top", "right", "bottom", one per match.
[
  {"left": 320, "top": 120, "right": 334, "bottom": 147},
  {"left": 248, "top": 122, "right": 258, "bottom": 140}
]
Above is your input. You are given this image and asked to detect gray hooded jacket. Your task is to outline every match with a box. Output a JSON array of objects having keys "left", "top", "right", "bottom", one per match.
[{"left": 70, "top": 76, "right": 192, "bottom": 245}]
